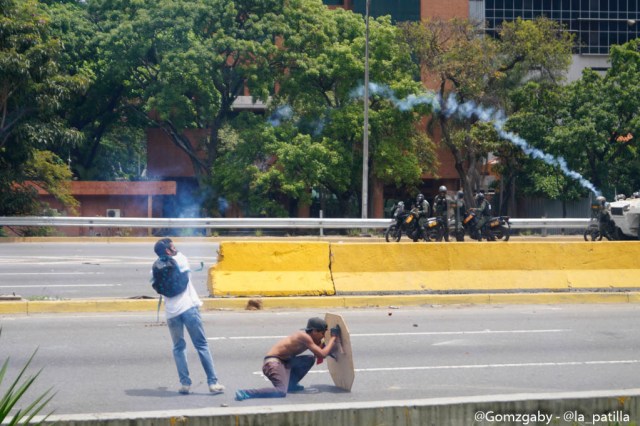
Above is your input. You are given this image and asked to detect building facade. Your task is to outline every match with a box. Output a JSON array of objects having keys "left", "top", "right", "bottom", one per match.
[{"left": 328, "top": 1, "right": 640, "bottom": 79}]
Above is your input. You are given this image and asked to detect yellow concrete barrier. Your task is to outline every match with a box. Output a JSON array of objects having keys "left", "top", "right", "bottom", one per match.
[
  {"left": 208, "top": 241, "right": 334, "bottom": 297},
  {"left": 330, "top": 241, "right": 640, "bottom": 293}
]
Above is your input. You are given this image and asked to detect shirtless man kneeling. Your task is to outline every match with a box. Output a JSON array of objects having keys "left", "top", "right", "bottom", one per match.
[{"left": 235, "top": 317, "right": 340, "bottom": 401}]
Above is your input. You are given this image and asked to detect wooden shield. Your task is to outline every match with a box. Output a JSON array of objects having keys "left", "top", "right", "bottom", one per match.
[{"left": 324, "top": 312, "right": 355, "bottom": 391}]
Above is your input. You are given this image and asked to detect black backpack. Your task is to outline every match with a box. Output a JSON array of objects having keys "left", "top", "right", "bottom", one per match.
[{"left": 151, "top": 256, "right": 189, "bottom": 297}]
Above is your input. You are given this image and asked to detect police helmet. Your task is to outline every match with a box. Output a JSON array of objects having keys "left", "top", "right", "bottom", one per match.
[{"left": 439, "top": 185, "right": 447, "bottom": 194}]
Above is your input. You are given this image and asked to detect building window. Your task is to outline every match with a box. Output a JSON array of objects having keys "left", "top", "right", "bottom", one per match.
[
  {"left": 484, "top": 0, "right": 640, "bottom": 54},
  {"left": 352, "top": 0, "right": 421, "bottom": 23}
]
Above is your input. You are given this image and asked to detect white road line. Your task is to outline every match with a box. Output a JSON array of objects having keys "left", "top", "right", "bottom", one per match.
[
  {"left": 209, "top": 329, "right": 569, "bottom": 341},
  {"left": 0, "top": 284, "right": 120, "bottom": 288},
  {"left": 252, "top": 359, "right": 640, "bottom": 375},
  {"left": 0, "top": 272, "right": 105, "bottom": 275},
  {"left": 353, "top": 329, "right": 569, "bottom": 337},
  {"left": 345, "top": 359, "right": 640, "bottom": 373}
]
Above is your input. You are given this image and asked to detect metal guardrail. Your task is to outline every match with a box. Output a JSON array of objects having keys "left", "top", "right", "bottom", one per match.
[{"left": 0, "top": 216, "right": 590, "bottom": 229}]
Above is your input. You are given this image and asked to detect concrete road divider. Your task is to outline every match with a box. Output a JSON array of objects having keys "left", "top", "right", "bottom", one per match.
[
  {"left": 208, "top": 241, "right": 334, "bottom": 297},
  {"left": 331, "top": 241, "right": 640, "bottom": 294},
  {"left": 210, "top": 241, "right": 640, "bottom": 297}
]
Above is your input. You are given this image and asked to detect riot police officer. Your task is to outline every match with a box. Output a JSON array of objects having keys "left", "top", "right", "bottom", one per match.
[
  {"left": 415, "top": 193, "right": 430, "bottom": 235},
  {"left": 415, "top": 193, "right": 430, "bottom": 218},
  {"left": 474, "top": 192, "right": 493, "bottom": 241},
  {"left": 433, "top": 185, "right": 449, "bottom": 241}
]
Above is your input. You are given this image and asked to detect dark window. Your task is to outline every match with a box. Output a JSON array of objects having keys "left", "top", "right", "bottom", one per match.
[
  {"left": 322, "top": 0, "right": 344, "bottom": 4},
  {"left": 352, "top": 0, "right": 420, "bottom": 22}
]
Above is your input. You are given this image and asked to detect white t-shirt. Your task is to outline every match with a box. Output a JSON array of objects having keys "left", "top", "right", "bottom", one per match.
[{"left": 163, "top": 252, "right": 203, "bottom": 319}]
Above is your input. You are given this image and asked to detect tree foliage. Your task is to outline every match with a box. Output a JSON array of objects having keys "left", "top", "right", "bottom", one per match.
[
  {"left": 269, "top": 4, "right": 437, "bottom": 216},
  {"left": 0, "top": 0, "right": 87, "bottom": 215},
  {"left": 508, "top": 39, "right": 640, "bottom": 201},
  {"left": 401, "top": 17, "right": 573, "bottom": 212}
]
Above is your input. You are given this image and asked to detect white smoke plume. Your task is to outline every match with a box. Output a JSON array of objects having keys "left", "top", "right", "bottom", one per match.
[{"left": 351, "top": 83, "right": 601, "bottom": 196}]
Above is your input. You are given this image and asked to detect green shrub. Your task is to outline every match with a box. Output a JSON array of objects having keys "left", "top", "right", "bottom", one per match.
[{"left": 0, "top": 330, "right": 54, "bottom": 425}]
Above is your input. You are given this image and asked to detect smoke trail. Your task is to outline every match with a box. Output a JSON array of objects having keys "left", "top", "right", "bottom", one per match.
[
  {"left": 268, "top": 103, "right": 330, "bottom": 137},
  {"left": 268, "top": 105, "right": 294, "bottom": 126},
  {"left": 351, "top": 83, "right": 601, "bottom": 196}
]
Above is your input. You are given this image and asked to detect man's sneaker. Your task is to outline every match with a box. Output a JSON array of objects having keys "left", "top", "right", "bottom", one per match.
[
  {"left": 235, "top": 390, "right": 250, "bottom": 401},
  {"left": 288, "top": 383, "right": 305, "bottom": 392},
  {"left": 178, "top": 385, "right": 190, "bottom": 395},
  {"left": 209, "top": 383, "right": 225, "bottom": 394}
]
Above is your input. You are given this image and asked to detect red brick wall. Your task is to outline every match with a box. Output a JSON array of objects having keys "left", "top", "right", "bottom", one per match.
[
  {"left": 423, "top": 0, "right": 468, "bottom": 19},
  {"left": 147, "top": 128, "right": 208, "bottom": 178}
]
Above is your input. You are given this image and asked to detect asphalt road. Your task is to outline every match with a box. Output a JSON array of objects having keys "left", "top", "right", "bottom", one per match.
[
  {"left": 0, "top": 241, "right": 219, "bottom": 299},
  {"left": 1, "top": 305, "right": 639, "bottom": 415}
]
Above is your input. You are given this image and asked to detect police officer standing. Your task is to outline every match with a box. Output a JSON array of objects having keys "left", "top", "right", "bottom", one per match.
[
  {"left": 474, "top": 192, "right": 494, "bottom": 241},
  {"left": 453, "top": 190, "right": 465, "bottom": 241},
  {"left": 433, "top": 185, "right": 450, "bottom": 241}
]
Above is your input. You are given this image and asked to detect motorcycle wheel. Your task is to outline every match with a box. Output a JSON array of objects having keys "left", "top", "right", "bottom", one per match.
[
  {"left": 493, "top": 224, "right": 510, "bottom": 241},
  {"left": 455, "top": 230, "right": 465, "bottom": 242},
  {"left": 385, "top": 224, "right": 401, "bottom": 242},
  {"left": 425, "top": 226, "right": 445, "bottom": 242},
  {"left": 583, "top": 225, "right": 602, "bottom": 241}
]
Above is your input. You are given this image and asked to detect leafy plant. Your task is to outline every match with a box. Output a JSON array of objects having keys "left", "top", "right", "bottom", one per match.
[{"left": 0, "top": 329, "right": 55, "bottom": 425}]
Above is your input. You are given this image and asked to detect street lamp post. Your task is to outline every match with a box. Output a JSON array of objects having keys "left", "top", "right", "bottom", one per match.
[{"left": 362, "top": 0, "right": 370, "bottom": 219}]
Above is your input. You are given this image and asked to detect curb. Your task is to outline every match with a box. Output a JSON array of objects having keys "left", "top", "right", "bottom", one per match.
[{"left": 1, "top": 292, "right": 639, "bottom": 315}]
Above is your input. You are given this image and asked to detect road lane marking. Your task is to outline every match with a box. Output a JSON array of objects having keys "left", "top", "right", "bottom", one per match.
[
  {"left": 0, "top": 272, "right": 105, "bottom": 275},
  {"left": 353, "top": 329, "right": 569, "bottom": 337},
  {"left": 0, "top": 284, "right": 121, "bottom": 288},
  {"left": 343, "top": 359, "right": 640, "bottom": 373},
  {"left": 252, "top": 359, "right": 640, "bottom": 375},
  {"left": 209, "top": 329, "right": 569, "bottom": 341}
]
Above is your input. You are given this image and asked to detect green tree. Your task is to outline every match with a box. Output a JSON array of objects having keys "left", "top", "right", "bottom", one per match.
[
  {"left": 506, "top": 39, "right": 640, "bottom": 204},
  {"left": 271, "top": 4, "right": 437, "bottom": 216},
  {"left": 42, "top": 0, "right": 147, "bottom": 181},
  {"left": 89, "top": 0, "right": 285, "bottom": 184},
  {"left": 549, "top": 41, "right": 640, "bottom": 198},
  {"left": 212, "top": 113, "right": 344, "bottom": 216},
  {"left": 401, "top": 17, "right": 573, "bottom": 212},
  {"left": 0, "top": 0, "right": 86, "bottom": 215}
]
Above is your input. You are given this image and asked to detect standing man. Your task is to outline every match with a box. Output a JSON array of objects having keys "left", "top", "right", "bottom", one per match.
[
  {"left": 474, "top": 192, "right": 494, "bottom": 241},
  {"left": 235, "top": 317, "right": 340, "bottom": 401},
  {"left": 153, "top": 238, "right": 225, "bottom": 395},
  {"left": 433, "top": 185, "right": 450, "bottom": 241}
]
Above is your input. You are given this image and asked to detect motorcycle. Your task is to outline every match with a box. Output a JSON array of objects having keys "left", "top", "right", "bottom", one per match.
[
  {"left": 385, "top": 202, "right": 409, "bottom": 242},
  {"left": 385, "top": 203, "right": 430, "bottom": 242},
  {"left": 402, "top": 208, "right": 427, "bottom": 242},
  {"left": 460, "top": 209, "right": 511, "bottom": 241}
]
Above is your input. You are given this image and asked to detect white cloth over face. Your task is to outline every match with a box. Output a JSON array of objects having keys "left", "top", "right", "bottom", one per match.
[{"left": 164, "top": 252, "right": 202, "bottom": 319}]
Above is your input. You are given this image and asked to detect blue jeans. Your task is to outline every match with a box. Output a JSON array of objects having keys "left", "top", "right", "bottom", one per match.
[{"left": 167, "top": 306, "right": 218, "bottom": 386}]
